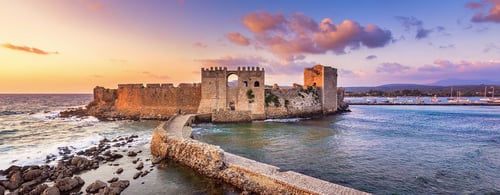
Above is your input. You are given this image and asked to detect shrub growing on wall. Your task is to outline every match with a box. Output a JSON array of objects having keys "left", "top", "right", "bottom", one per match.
[{"left": 246, "top": 89, "right": 255, "bottom": 103}]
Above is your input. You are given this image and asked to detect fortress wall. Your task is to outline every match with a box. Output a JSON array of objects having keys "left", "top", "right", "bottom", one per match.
[
  {"left": 212, "top": 110, "right": 252, "bottom": 123},
  {"left": 265, "top": 88, "right": 323, "bottom": 119},
  {"left": 89, "top": 84, "right": 201, "bottom": 119},
  {"left": 114, "top": 83, "right": 201, "bottom": 118}
]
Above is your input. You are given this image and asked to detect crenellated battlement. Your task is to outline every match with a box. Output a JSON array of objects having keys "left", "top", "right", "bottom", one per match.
[{"left": 118, "top": 83, "right": 200, "bottom": 90}]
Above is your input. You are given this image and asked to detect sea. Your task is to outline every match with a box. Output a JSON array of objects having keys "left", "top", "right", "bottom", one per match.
[{"left": 1, "top": 94, "right": 499, "bottom": 194}]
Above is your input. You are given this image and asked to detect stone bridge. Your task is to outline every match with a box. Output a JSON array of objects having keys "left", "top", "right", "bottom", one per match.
[{"left": 151, "top": 114, "right": 370, "bottom": 194}]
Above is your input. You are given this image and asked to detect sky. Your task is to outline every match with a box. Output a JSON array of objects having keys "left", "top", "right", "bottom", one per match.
[{"left": 1, "top": 0, "right": 500, "bottom": 93}]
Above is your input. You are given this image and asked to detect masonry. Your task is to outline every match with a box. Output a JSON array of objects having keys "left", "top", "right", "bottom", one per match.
[{"left": 86, "top": 64, "right": 345, "bottom": 122}]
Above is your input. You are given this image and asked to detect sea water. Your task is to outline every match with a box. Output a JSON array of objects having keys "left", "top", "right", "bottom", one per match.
[
  {"left": 193, "top": 105, "right": 500, "bottom": 194},
  {"left": 0, "top": 94, "right": 233, "bottom": 194}
]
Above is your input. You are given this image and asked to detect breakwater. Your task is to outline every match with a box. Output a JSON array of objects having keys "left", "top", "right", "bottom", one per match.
[{"left": 150, "top": 114, "right": 369, "bottom": 194}]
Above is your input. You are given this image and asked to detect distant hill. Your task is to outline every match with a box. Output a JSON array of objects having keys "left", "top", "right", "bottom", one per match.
[{"left": 430, "top": 79, "right": 500, "bottom": 86}]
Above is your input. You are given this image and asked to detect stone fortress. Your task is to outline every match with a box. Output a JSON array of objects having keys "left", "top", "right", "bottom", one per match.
[{"left": 87, "top": 65, "right": 347, "bottom": 122}]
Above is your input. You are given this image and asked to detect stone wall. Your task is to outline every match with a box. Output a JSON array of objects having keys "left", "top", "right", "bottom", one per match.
[
  {"left": 87, "top": 83, "right": 201, "bottom": 120},
  {"left": 150, "top": 115, "right": 369, "bottom": 194},
  {"left": 212, "top": 110, "right": 252, "bottom": 123},
  {"left": 264, "top": 88, "right": 323, "bottom": 119}
]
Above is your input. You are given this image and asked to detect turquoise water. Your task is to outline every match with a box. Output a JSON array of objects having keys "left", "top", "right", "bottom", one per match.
[{"left": 193, "top": 105, "right": 500, "bottom": 194}]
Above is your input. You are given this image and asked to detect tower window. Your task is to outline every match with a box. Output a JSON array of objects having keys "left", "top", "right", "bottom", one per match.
[
  {"left": 254, "top": 81, "right": 260, "bottom": 87},
  {"left": 243, "top": 81, "right": 248, "bottom": 87}
]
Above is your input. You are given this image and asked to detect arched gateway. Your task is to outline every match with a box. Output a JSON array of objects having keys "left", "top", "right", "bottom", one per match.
[{"left": 198, "top": 66, "right": 265, "bottom": 120}]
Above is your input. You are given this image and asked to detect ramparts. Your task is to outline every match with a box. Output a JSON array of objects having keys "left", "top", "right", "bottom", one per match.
[
  {"left": 87, "top": 83, "right": 201, "bottom": 120},
  {"left": 151, "top": 114, "right": 369, "bottom": 194}
]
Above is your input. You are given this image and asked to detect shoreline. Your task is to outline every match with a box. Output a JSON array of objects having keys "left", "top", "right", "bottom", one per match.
[{"left": 0, "top": 134, "right": 240, "bottom": 194}]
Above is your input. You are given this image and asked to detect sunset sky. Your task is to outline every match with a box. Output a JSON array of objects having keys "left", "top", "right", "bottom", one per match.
[{"left": 1, "top": 0, "right": 500, "bottom": 93}]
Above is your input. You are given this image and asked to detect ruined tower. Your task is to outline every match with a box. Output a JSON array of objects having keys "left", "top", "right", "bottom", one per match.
[
  {"left": 304, "top": 65, "right": 338, "bottom": 114},
  {"left": 198, "top": 66, "right": 265, "bottom": 120}
]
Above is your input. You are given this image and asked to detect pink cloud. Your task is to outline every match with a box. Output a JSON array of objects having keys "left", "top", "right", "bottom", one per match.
[
  {"left": 242, "top": 11, "right": 287, "bottom": 33},
  {"left": 224, "top": 32, "right": 250, "bottom": 46},
  {"left": 468, "top": 0, "right": 500, "bottom": 23},
  {"left": 1, "top": 43, "right": 58, "bottom": 55},
  {"left": 376, "top": 63, "right": 410, "bottom": 73},
  {"left": 234, "top": 11, "right": 392, "bottom": 61}
]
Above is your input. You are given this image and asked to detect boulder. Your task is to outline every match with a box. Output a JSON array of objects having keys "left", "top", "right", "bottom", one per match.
[
  {"left": 86, "top": 180, "right": 107, "bottom": 193},
  {"left": 135, "top": 162, "right": 144, "bottom": 170},
  {"left": 23, "top": 169, "right": 43, "bottom": 181},
  {"left": 133, "top": 172, "right": 142, "bottom": 179},
  {"left": 41, "top": 186, "right": 60, "bottom": 195},
  {"left": 115, "top": 168, "right": 123, "bottom": 174},
  {"left": 55, "top": 176, "right": 84, "bottom": 192},
  {"left": 107, "top": 177, "right": 119, "bottom": 183},
  {"left": 26, "top": 183, "right": 48, "bottom": 195},
  {"left": 0, "top": 185, "right": 5, "bottom": 195},
  {"left": 127, "top": 151, "right": 137, "bottom": 157},
  {"left": 4, "top": 171, "right": 24, "bottom": 190},
  {"left": 109, "top": 180, "right": 129, "bottom": 194}
]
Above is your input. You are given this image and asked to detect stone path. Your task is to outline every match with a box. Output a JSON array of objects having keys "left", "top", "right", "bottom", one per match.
[
  {"left": 164, "top": 114, "right": 195, "bottom": 138},
  {"left": 163, "top": 114, "right": 370, "bottom": 195}
]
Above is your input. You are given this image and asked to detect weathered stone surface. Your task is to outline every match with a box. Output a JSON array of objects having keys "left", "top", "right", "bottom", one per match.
[
  {"left": 0, "top": 185, "right": 5, "bottom": 195},
  {"left": 115, "top": 168, "right": 123, "bottom": 174},
  {"left": 26, "top": 183, "right": 48, "bottom": 195},
  {"left": 4, "top": 171, "right": 23, "bottom": 190},
  {"left": 135, "top": 162, "right": 143, "bottom": 170},
  {"left": 109, "top": 180, "right": 129, "bottom": 193},
  {"left": 126, "top": 151, "right": 137, "bottom": 157},
  {"left": 55, "top": 176, "right": 84, "bottom": 192},
  {"left": 41, "top": 186, "right": 60, "bottom": 195},
  {"left": 132, "top": 172, "right": 141, "bottom": 180},
  {"left": 107, "top": 177, "right": 118, "bottom": 183},
  {"left": 22, "top": 168, "right": 43, "bottom": 181},
  {"left": 86, "top": 180, "right": 107, "bottom": 193}
]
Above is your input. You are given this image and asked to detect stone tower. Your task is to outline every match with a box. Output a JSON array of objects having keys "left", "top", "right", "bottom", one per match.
[
  {"left": 304, "top": 65, "right": 338, "bottom": 114},
  {"left": 198, "top": 66, "right": 265, "bottom": 120}
]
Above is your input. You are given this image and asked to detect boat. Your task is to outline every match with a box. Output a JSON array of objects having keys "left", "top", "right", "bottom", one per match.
[
  {"left": 431, "top": 95, "right": 441, "bottom": 103},
  {"left": 448, "top": 91, "right": 470, "bottom": 103}
]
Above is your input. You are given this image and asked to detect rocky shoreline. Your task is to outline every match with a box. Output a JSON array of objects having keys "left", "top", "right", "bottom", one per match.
[{"left": 0, "top": 135, "right": 157, "bottom": 195}]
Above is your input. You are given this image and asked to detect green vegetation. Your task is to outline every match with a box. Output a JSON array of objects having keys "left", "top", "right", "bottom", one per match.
[
  {"left": 298, "top": 86, "right": 320, "bottom": 102},
  {"left": 246, "top": 89, "right": 255, "bottom": 103},
  {"left": 265, "top": 91, "right": 280, "bottom": 107}
]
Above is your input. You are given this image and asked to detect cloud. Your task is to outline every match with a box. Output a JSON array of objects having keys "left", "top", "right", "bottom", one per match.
[
  {"left": 483, "top": 42, "right": 500, "bottom": 53},
  {"left": 231, "top": 11, "right": 393, "bottom": 61},
  {"left": 193, "top": 42, "right": 208, "bottom": 48},
  {"left": 142, "top": 71, "right": 170, "bottom": 80},
  {"left": 438, "top": 44, "right": 455, "bottom": 49},
  {"left": 196, "top": 55, "right": 318, "bottom": 76},
  {"left": 376, "top": 62, "right": 410, "bottom": 73},
  {"left": 1, "top": 43, "right": 58, "bottom": 55},
  {"left": 224, "top": 32, "right": 250, "bottom": 46},
  {"left": 395, "top": 16, "right": 446, "bottom": 39},
  {"left": 413, "top": 59, "right": 500, "bottom": 81},
  {"left": 80, "top": 0, "right": 105, "bottom": 10},
  {"left": 242, "top": 11, "right": 287, "bottom": 33},
  {"left": 467, "top": 0, "right": 500, "bottom": 23},
  {"left": 365, "top": 55, "right": 377, "bottom": 60}
]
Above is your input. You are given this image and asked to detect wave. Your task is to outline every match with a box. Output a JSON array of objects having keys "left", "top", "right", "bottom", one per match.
[
  {"left": 0, "top": 129, "right": 19, "bottom": 135},
  {"left": 263, "top": 118, "right": 308, "bottom": 123},
  {"left": 0, "top": 111, "right": 25, "bottom": 116}
]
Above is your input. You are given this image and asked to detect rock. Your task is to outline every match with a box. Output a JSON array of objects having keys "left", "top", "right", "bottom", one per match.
[
  {"left": 133, "top": 172, "right": 142, "bottom": 179},
  {"left": 26, "top": 183, "right": 48, "bottom": 195},
  {"left": 140, "top": 170, "right": 149, "bottom": 177},
  {"left": 132, "top": 158, "right": 139, "bottom": 164},
  {"left": 86, "top": 180, "right": 107, "bottom": 193},
  {"left": 127, "top": 151, "right": 137, "bottom": 157},
  {"left": 4, "top": 171, "right": 24, "bottom": 190},
  {"left": 23, "top": 169, "right": 43, "bottom": 181},
  {"left": 17, "top": 179, "right": 40, "bottom": 194},
  {"left": 107, "top": 177, "right": 119, "bottom": 183},
  {"left": 136, "top": 162, "right": 144, "bottom": 170},
  {"left": 115, "top": 168, "right": 123, "bottom": 174},
  {"left": 0, "top": 185, "right": 5, "bottom": 195},
  {"left": 41, "top": 186, "right": 60, "bottom": 195},
  {"left": 55, "top": 176, "right": 84, "bottom": 192},
  {"left": 109, "top": 180, "right": 129, "bottom": 194}
]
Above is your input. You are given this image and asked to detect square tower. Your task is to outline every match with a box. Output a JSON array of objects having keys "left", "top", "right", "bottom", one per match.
[{"left": 304, "top": 65, "right": 338, "bottom": 114}]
